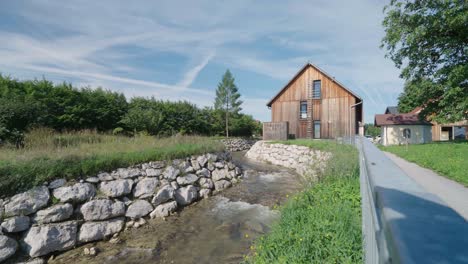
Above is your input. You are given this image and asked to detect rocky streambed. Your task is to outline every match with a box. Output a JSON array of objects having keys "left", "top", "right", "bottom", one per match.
[{"left": 43, "top": 153, "right": 304, "bottom": 264}]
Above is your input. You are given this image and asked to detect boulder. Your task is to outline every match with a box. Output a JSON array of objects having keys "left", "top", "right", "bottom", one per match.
[
  {"left": 53, "top": 183, "right": 95, "bottom": 203},
  {"left": 214, "top": 180, "right": 232, "bottom": 191},
  {"left": 80, "top": 199, "right": 125, "bottom": 221},
  {"left": 149, "top": 201, "right": 178, "bottom": 218},
  {"left": 125, "top": 200, "right": 153, "bottom": 218},
  {"left": 22, "top": 221, "right": 77, "bottom": 257},
  {"left": 78, "top": 218, "right": 124, "bottom": 243},
  {"left": 199, "top": 178, "right": 214, "bottom": 189},
  {"left": 212, "top": 168, "right": 229, "bottom": 181},
  {"left": 149, "top": 161, "right": 166, "bottom": 169},
  {"left": 162, "top": 166, "right": 180, "bottom": 180},
  {"left": 170, "top": 181, "right": 179, "bottom": 190},
  {"left": 97, "top": 172, "right": 114, "bottom": 181},
  {"left": 190, "top": 158, "right": 201, "bottom": 171},
  {"left": 1, "top": 216, "right": 30, "bottom": 233},
  {"left": 206, "top": 153, "right": 218, "bottom": 162},
  {"left": 174, "top": 185, "right": 198, "bottom": 206},
  {"left": 184, "top": 166, "right": 195, "bottom": 173},
  {"left": 85, "top": 177, "right": 100, "bottom": 183},
  {"left": 151, "top": 185, "right": 175, "bottom": 206},
  {"left": 4, "top": 186, "right": 50, "bottom": 217},
  {"left": 33, "top": 203, "right": 74, "bottom": 224},
  {"left": 145, "top": 168, "right": 162, "bottom": 177},
  {"left": 99, "top": 179, "right": 133, "bottom": 198},
  {"left": 196, "top": 155, "right": 208, "bottom": 167},
  {"left": 196, "top": 168, "right": 210, "bottom": 178},
  {"left": 199, "top": 189, "right": 212, "bottom": 198},
  {"left": 214, "top": 162, "right": 224, "bottom": 169},
  {"left": 207, "top": 162, "right": 215, "bottom": 171},
  {"left": 133, "top": 178, "right": 159, "bottom": 198},
  {"left": 0, "top": 235, "right": 17, "bottom": 262},
  {"left": 176, "top": 174, "right": 198, "bottom": 186},
  {"left": 48, "top": 179, "right": 66, "bottom": 189},
  {"left": 116, "top": 168, "right": 141, "bottom": 179}
]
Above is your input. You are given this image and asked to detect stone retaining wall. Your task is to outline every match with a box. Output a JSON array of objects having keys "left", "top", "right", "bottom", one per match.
[
  {"left": 0, "top": 152, "right": 242, "bottom": 263},
  {"left": 221, "top": 138, "right": 257, "bottom": 152},
  {"left": 245, "top": 141, "right": 330, "bottom": 176}
]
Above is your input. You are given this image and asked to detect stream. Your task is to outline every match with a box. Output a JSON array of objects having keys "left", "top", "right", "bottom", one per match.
[{"left": 50, "top": 152, "right": 304, "bottom": 264}]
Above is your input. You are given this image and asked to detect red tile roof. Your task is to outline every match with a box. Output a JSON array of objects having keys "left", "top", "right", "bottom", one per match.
[{"left": 374, "top": 113, "right": 432, "bottom": 126}]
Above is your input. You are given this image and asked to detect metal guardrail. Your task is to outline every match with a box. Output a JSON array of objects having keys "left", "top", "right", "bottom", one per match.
[{"left": 356, "top": 136, "right": 468, "bottom": 264}]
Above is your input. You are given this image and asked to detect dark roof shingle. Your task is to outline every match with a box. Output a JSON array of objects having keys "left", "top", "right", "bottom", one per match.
[{"left": 375, "top": 113, "right": 432, "bottom": 126}]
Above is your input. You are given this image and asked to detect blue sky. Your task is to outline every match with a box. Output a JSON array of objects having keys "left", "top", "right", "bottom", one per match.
[{"left": 0, "top": 0, "right": 403, "bottom": 123}]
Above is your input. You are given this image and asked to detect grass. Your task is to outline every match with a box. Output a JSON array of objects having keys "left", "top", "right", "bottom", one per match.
[
  {"left": 0, "top": 128, "right": 224, "bottom": 197},
  {"left": 381, "top": 141, "right": 468, "bottom": 186},
  {"left": 248, "top": 140, "right": 362, "bottom": 264}
]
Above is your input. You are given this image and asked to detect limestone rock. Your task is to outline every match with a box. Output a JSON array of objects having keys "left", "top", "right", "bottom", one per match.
[
  {"left": 125, "top": 200, "right": 153, "bottom": 218},
  {"left": 33, "top": 203, "right": 74, "bottom": 224},
  {"left": 214, "top": 162, "right": 224, "bottom": 169},
  {"left": 80, "top": 199, "right": 125, "bottom": 221},
  {"left": 149, "top": 161, "right": 166, "bottom": 169},
  {"left": 190, "top": 158, "right": 201, "bottom": 171},
  {"left": 176, "top": 174, "right": 198, "bottom": 186},
  {"left": 199, "top": 178, "right": 214, "bottom": 189},
  {"left": 174, "top": 185, "right": 198, "bottom": 206},
  {"left": 16, "top": 258, "right": 45, "bottom": 264},
  {"left": 214, "top": 180, "right": 232, "bottom": 191},
  {"left": 1, "top": 216, "right": 30, "bottom": 233},
  {"left": 0, "top": 235, "right": 17, "bottom": 262},
  {"left": 162, "top": 166, "right": 180, "bottom": 180},
  {"left": 4, "top": 186, "right": 50, "bottom": 216},
  {"left": 151, "top": 185, "right": 175, "bottom": 206},
  {"left": 199, "top": 189, "right": 212, "bottom": 198},
  {"left": 78, "top": 218, "right": 124, "bottom": 243},
  {"left": 212, "top": 168, "right": 229, "bottom": 181},
  {"left": 85, "top": 177, "right": 100, "bottom": 183},
  {"left": 145, "top": 168, "right": 162, "bottom": 177},
  {"left": 48, "top": 179, "right": 66, "bottom": 189},
  {"left": 196, "top": 168, "right": 210, "bottom": 178},
  {"left": 196, "top": 155, "right": 208, "bottom": 167},
  {"left": 235, "top": 167, "right": 242, "bottom": 176},
  {"left": 207, "top": 162, "right": 215, "bottom": 171},
  {"left": 97, "top": 172, "right": 114, "bottom": 181},
  {"left": 150, "top": 201, "right": 178, "bottom": 218},
  {"left": 206, "top": 153, "right": 218, "bottom": 162},
  {"left": 99, "top": 179, "right": 133, "bottom": 198},
  {"left": 170, "top": 181, "right": 179, "bottom": 190},
  {"left": 116, "top": 168, "right": 141, "bottom": 179},
  {"left": 22, "top": 221, "right": 77, "bottom": 257},
  {"left": 133, "top": 178, "right": 159, "bottom": 198},
  {"left": 53, "top": 183, "right": 95, "bottom": 203}
]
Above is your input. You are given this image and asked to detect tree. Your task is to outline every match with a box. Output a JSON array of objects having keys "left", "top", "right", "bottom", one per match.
[
  {"left": 381, "top": 0, "right": 468, "bottom": 123},
  {"left": 214, "top": 70, "right": 243, "bottom": 137},
  {"left": 364, "top": 123, "right": 381, "bottom": 138}
]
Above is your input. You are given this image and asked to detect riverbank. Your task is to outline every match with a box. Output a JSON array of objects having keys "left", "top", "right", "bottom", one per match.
[
  {"left": 0, "top": 131, "right": 224, "bottom": 197},
  {"left": 247, "top": 140, "right": 362, "bottom": 263}
]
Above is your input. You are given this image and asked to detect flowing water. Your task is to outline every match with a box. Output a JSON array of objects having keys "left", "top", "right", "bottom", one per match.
[{"left": 50, "top": 152, "right": 304, "bottom": 264}]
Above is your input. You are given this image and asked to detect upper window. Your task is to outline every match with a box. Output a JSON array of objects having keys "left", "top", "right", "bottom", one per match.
[
  {"left": 312, "top": 80, "right": 321, "bottom": 99},
  {"left": 300, "top": 101, "right": 307, "bottom": 119}
]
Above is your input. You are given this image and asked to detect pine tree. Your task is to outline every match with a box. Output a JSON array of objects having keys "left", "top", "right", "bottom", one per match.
[{"left": 214, "top": 70, "right": 243, "bottom": 138}]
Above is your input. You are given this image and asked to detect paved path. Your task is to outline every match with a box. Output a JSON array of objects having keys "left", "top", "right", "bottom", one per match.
[{"left": 384, "top": 152, "right": 468, "bottom": 220}]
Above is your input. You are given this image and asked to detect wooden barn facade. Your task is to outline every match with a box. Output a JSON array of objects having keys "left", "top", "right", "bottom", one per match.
[{"left": 267, "top": 63, "right": 363, "bottom": 139}]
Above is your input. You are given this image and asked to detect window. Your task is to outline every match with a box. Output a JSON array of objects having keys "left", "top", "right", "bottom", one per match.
[
  {"left": 300, "top": 101, "right": 307, "bottom": 119},
  {"left": 314, "top": 121, "right": 321, "bottom": 138},
  {"left": 313, "top": 80, "right": 321, "bottom": 99},
  {"left": 403, "top": 128, "right": 411, "bottom": 139}
]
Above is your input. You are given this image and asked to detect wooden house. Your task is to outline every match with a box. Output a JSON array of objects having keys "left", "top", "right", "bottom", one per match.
[{"left": 266, "top": 63, "right": 363, "bottom": 139}]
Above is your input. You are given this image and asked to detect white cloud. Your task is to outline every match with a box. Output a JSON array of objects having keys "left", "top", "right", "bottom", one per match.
[{"left": 0, "top": 0, "right": 404, "bottom": 123}]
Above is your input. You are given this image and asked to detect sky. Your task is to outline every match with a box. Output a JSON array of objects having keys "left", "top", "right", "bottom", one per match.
[{"left": 0, "top": 0, "right": 404, "bottom": 123}]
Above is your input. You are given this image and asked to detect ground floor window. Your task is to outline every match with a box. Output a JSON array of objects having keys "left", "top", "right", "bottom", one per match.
[
  {"left": 314, "top": 121, "right": 320, "bottom": 138},
  {"left": 403, "top": 128, "right": 411, "bottom": 139}
]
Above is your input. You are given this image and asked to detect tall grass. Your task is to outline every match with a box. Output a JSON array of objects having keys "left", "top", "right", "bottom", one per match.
[
  {"left": 0, "top": 129, "right": 224, "bottom": 197},
  {"left": 382, "top": 141, "right": 468, "bottom": 186},
  {"left": 248, "top": 140, "right": 362, "bottom": 263}
]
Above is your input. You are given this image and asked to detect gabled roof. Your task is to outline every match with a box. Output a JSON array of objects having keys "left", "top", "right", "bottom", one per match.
[
  {"left": 266, "top": 62, "right": 362, "bottom": 107},
  {"left": 374, "top": 113, "right": 432, "bottom": 126},
  {"left": 385, "top": 106, "right": 399, "bottom": 114}
]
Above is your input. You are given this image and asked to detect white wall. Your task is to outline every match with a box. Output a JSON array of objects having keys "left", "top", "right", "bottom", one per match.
[{"left": 381, "top": 125, "right": 432, "bottom": 146}]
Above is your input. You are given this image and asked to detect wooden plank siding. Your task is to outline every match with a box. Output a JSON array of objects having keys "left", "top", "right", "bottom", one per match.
[{"left": 270, "top": 64, "right": 361, "bottom": 139}]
